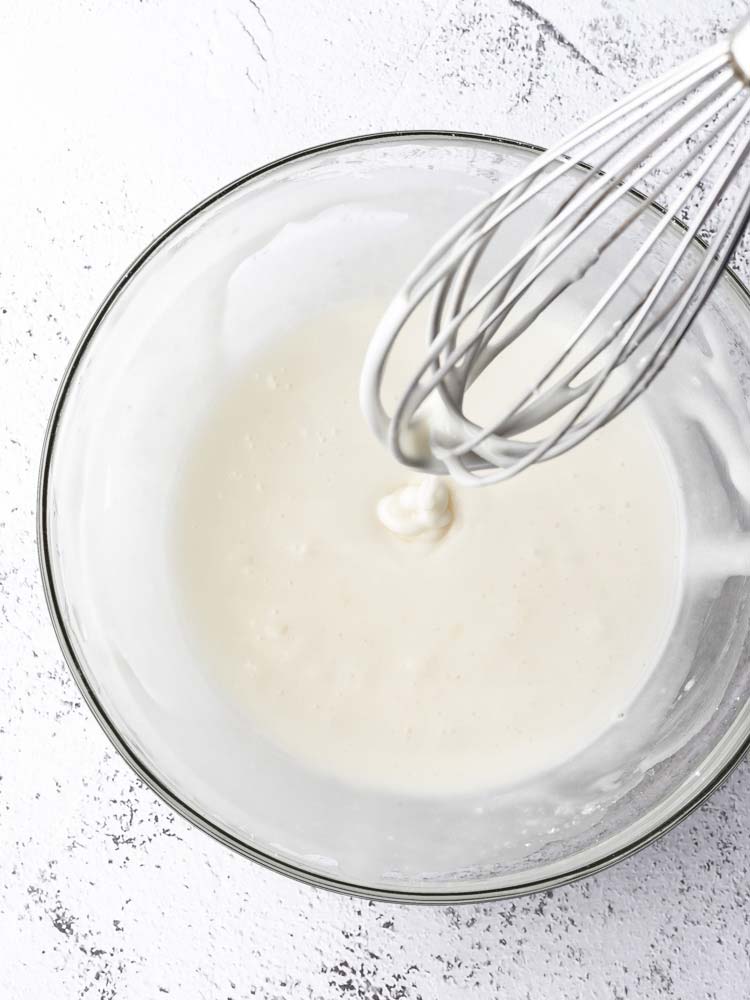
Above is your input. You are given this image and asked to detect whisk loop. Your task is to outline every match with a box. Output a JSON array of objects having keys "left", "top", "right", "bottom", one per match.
[{"left": 361, "top": 18, "right": 750, "bottom": 485}]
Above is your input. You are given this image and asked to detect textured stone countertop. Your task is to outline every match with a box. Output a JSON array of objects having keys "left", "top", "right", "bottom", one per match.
[{"left": 2, "top": 1, "right": 750, "bottom": 996}]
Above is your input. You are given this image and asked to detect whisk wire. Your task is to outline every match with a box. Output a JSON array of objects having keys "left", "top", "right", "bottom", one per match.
[
  {"left": 447, "top": 78, "right": 750, "bottom": 459},
  {"left": 391, "top": 74, "right": 744, "bottom": 454},
  {"left": 361, "top": 19, "right": 750, "bottom": 483}
]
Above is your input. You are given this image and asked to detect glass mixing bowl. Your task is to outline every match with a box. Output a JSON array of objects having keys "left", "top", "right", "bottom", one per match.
[{"left": 39, "top": 133, "right": 750, "bottom": 902}]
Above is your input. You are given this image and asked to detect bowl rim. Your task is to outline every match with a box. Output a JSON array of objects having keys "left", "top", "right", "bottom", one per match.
[{"left": 37, "top": 129, "right": 750, "bottom": 904}]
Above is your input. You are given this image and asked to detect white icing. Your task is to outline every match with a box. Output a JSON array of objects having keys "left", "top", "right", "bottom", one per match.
[
  {"left": 376, "top": 477, "right": 453, "bottom": 540},
  {"left": 171, "top": 300, "right": 682, "bottom": 795}
]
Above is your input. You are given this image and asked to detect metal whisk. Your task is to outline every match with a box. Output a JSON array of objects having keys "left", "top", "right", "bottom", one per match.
[{"left": 361, "top": 18, "right": 750, "bottom": 485}]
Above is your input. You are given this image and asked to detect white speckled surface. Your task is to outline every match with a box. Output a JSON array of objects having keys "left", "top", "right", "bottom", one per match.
[{"left": 2, "top": 0, "right": 750, "bottom": 996}]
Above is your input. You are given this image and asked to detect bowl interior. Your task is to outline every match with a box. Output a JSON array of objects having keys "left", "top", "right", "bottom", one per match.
[{"left": 41, "top": 134, "right": 750, "bottom": 900}]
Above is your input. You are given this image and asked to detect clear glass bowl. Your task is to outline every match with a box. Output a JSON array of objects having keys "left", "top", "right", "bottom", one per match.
[{"left": 39, "top": 133, "right": 750, "bottom": 902}]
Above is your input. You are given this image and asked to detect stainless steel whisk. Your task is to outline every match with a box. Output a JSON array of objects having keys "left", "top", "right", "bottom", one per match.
[{"left": 361, "top": 18, "right": 750, "bottom": 485}]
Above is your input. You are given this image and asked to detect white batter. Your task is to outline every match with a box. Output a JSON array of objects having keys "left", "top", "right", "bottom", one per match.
[{"left": 172, "top": 304, "right": 682, "bottom": 795}]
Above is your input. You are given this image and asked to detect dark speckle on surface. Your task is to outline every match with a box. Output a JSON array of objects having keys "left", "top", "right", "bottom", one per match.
[
  {"left": 509, "top": 0, "right": 605, "bottom": 77},
  {"left": 51, "top": 901, "right": 77, "bottom": 937}
]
